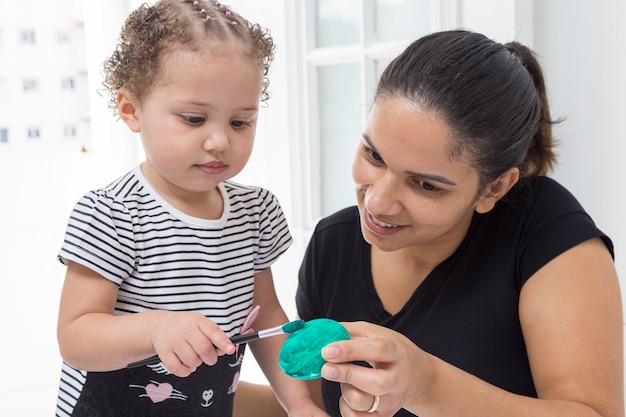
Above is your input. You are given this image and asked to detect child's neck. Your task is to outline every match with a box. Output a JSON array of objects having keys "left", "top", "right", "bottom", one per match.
[{"left": 140, "top": 163, "right": 224, "bottom": 220}]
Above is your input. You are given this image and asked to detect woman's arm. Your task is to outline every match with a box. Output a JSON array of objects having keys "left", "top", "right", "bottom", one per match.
[
  {"left": 321, "top": 238, "right": 624, "bottom": 417},
  {"left": 520, "top": 237, "right": 623, "bottom": 417}
]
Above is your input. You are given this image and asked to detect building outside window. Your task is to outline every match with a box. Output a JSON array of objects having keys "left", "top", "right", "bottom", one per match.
[
  {"left": 61, "top": 77, "right": 75, "bottom": 90},
  {"left": 63, "top": 125, "right": 77, "bottom": 138},
  {"left": 27, "top": 127, "right": 40, "bottom": 139},
  {"left": 20, "top": 29, "right": 36, "bottom": 44},
  {"left": 57, "top": 29, "right": 72, "bottom": 43},
  {"left": 23, "top": 78, "right": 38, "bottom": 92}
]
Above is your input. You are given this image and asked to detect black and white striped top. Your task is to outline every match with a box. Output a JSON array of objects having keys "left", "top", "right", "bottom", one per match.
[{"left": 55, "top": 165, "right": 292, "bottom": 416}]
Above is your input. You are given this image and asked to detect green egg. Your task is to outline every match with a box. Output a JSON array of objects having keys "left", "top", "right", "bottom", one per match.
[{"left": 278, "top": 318, "right": 350, "bottom": 380}]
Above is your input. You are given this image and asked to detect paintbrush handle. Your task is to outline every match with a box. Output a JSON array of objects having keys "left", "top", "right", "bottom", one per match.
[
  {"left": 127, "top": 328, "right": 278, "bottom": 368},
  {"left": 128, "top": 354, "right": 160, "bottom": 368}
]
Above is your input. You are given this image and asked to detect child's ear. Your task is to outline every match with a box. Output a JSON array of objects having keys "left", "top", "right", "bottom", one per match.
[
  {"left": 117, "top": 88, "right": 141, "bottom": 133},
  {"left": 475, "top": 167, "right": 520, "bottom": 214}
]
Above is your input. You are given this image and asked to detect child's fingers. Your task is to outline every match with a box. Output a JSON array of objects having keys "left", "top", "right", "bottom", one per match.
[{"left": 197, "top": 318, "right": 236, "bottom": 361}]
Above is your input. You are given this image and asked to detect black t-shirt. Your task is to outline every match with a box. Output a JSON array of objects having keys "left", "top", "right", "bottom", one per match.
[{"left": 296, "top": 176, "right": 613, "bottom": 417}]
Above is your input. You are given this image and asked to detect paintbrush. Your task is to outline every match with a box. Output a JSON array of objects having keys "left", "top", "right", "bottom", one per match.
[{"left": 127, "top": 319, "right": 305, "bottom": 369}]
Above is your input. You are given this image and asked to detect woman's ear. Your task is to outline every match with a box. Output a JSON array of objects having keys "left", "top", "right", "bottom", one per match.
[
  {"left": 117, "top": 88, "right": 141, "bottom": 133},
  {"left": 475, "top": 167, "right": 520, "bottom": 214}
]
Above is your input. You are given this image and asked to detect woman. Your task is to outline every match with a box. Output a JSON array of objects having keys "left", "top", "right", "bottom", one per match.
[{"left": 237, "top": 30, "right": 624, "bottom": 417}]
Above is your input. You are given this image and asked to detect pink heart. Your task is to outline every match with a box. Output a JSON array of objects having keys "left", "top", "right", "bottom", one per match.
[{"left": 145, "top": 382, "right": 173, "bottom": 403}]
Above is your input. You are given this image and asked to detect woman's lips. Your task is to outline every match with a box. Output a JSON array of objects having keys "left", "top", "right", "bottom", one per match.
[{"left": 363, "top": 210, "right": 402, "bottom": 236}]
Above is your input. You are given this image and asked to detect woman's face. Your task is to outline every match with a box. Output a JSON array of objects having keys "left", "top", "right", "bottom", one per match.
[{"left": 353, "top": 96, "right": 494, "bottom": 253}]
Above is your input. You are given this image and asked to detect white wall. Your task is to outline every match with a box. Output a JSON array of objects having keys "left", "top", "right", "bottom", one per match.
[{"left": 533, "top": 0, "right": 626, "bottom": 300}]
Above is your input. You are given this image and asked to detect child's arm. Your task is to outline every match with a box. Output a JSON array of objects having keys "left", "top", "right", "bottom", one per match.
[
  {"left": 57, "top": 261, "right": 235, "bottom": 376},
  {"left": 248, "top": 268, "right": 329, "bottom": 417}
]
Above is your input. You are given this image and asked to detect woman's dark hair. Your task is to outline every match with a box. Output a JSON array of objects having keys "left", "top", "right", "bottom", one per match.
[{"left": 375, "top": 30, "right": 557, "bottom": 187}]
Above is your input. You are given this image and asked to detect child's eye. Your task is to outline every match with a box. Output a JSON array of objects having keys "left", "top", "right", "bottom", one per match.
[
  {"left": 182, "top": 115, "right": 205, "bottom": 125},
  {"left": 230, "top": 119, "right": 250, "bottom": 129}
]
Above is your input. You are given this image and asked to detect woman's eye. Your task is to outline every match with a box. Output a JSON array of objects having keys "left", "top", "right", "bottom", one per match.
[
  {"left": 365, "top": 147, "right": 383, "bottom": 163},
  {"left": 182, "top": 115, "right": 205, "bottom": 125},
  {"left": 417, "top": 179, "right": 440, "bottom": 192}
]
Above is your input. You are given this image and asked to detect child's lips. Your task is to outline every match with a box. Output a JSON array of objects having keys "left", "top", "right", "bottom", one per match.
[{"left": 197, "top": 162, "right": 226, "bottom": 175}]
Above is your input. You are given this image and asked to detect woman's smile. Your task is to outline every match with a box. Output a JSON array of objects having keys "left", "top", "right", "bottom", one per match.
[{"left": 363, "top": 209, "right": 403, "bottom": 236}]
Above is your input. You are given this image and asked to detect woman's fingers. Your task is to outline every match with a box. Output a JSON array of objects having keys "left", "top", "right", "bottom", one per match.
[
  {"left": 341, "top": 385, "right": 381, "bottom": 412},
  {"left": 320, "top": 321, "right": 420, "bottom": 416},
  {"left": 322, "top": 321, "right": 402, "bottom": 365}
]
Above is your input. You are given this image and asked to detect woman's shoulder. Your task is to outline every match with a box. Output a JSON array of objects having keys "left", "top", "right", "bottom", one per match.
[
  {"left": 504, "top": 175, "right": 585, "bottom": 215},
  {"left": 317, "top": 206, "right": 359, "bottom": 226},
  {"left": 315, "top": 206, "right": 360, "bottom": 232}
]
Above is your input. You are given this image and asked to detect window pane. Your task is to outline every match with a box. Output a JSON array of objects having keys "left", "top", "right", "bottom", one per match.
[
  {"left": 375, "top": 0, "right": 432, "bottom": 42},
  {"left": 20, "top": 29, "right": 36, "bottom": 44},
  {"left": 23, "top": 79, "right": 38, "bottom": 92},
  {"left": 315, "top": 0, "right": 359, "bottom": 48},
  {"left": 27, "top": 127, "right": 40, "bottom": 139},
  {"left": 375, "top": 57, "right": 394, "bottom": 81},
  {"left": 0, "top": 128, "right": 8, "bottom": 143},
  {"left": 317, "top": 63, "right": 362, "bottom": 216}
]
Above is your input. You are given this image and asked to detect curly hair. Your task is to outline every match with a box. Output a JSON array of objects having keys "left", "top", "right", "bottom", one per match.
[{"left": 102, "top": 0, "right": 275, "bottom": 115}]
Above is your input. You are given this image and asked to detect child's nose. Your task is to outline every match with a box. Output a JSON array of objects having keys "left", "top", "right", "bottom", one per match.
[{"left": 203, "top": 128, "right": 230, "bottom": 152}]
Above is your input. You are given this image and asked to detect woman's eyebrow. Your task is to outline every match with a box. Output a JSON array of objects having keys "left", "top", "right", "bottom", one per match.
[
  {"left": 404, "top": 171, "right": 457, "bottom": 186},
  {"left": 362, "top": 133, "right": 378, "bottom": 152},
  {"left": 363, "top": 133, "right": 457, "bottom": 186}
]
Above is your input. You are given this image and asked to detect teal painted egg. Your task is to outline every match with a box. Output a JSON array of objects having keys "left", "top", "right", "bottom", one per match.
[{"left": 279, "top": 318, "right": 350, "bottom": 380}]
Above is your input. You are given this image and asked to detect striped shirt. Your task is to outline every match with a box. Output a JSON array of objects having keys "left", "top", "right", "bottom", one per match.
[{"left": 55, "top": 165, "right": 292, "bottom": 416}]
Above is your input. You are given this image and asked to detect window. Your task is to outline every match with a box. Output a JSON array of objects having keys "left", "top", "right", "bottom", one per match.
[
  {"left": 23, "top": 79, "right": 38, "bottom": 92},
  {"left": 63, "top": 125, "right": 77, "bottom": 138},
  {"left": 293, "top": 0, "right": 457, "bottom": 225},
  {"left": 61, "top": 77, "right": 75, "bottom": 91},
  {"left": 57, "top": 29, "right": 72, "bottom": 44},
  {"left": 27, "top": 127, "right": 40, "bottom": 139},
  {"left": 20, "top": 29, "right": 36, "bottom": 44},
  {"left": 0, "top": 128, "right": 8, "bottom": 143}
]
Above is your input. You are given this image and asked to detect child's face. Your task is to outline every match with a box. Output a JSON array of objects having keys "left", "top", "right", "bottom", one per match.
[{"left": 124, "top": 45, "right": 263, "bottom": 197}]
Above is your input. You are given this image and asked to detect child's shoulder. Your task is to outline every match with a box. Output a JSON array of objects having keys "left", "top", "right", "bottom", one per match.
[
  {"left": 222, "top": 180, "right": 276, "bottom": 201},
  {"left": 79, "top": 168, "right": 146, "bottom": 208}
]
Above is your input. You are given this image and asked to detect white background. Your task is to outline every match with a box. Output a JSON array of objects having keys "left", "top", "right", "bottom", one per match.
[{"left": 1, "top": 0, "right": 624, "bottom": 414}]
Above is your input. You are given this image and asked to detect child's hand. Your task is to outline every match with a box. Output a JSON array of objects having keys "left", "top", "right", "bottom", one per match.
[{"left": 151, "top": 311, "right": 236, "bottom": 377}]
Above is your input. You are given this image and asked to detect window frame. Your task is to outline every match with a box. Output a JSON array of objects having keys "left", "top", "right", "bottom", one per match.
[{"left": 287, "top": 0, "right": 460, "bottom": 230}]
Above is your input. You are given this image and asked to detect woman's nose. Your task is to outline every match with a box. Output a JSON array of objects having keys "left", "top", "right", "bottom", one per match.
[{"left": 365, "top": 173, "right": 402, "bottom": 216}]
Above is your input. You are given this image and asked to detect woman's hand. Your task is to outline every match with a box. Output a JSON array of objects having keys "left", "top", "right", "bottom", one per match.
[{"left": 320, "top": 321, "right": 434, "bottom": 416}]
